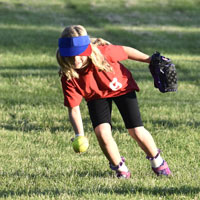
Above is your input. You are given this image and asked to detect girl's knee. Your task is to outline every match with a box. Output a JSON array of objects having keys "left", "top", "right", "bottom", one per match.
[
  {"left": 128, "top": 126, "right": 150, "bottom": 138},
  {"left": 129, "top": 126, "right": 144, "bottom": 134},
  {"left": 94, "top": 123, "right": 112, "bottom": 138}
]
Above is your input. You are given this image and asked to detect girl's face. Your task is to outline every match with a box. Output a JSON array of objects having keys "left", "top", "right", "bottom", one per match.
[{"left": 74, "top": 56, "right": 89, "bottom": 69}]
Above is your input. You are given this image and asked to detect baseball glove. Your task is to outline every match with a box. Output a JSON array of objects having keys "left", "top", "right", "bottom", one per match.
[{"left": 149, "top": 52, "right": 178, "bottom": 93}]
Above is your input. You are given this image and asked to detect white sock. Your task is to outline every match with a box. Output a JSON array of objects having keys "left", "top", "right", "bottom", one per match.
[
  {"left": 118, "top": 162, "right": 129, "bottom": 172},
  {"left": 150, "top": 154, "right": 164, "bottom": 168}
]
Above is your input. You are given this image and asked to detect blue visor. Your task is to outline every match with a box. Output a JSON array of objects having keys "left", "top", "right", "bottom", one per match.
[{"left": 58, "top": 35, "right": 91, "bottom": 57}]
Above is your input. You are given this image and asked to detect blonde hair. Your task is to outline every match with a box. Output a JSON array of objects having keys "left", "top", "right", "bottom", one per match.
[{"left": 56, "top": 25, "right": 112, "bottom": 80}]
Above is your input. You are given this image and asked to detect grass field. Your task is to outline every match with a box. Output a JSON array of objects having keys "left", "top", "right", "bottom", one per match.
[{"left": 0, "top": 0, "right": 200, "bottom": 199}]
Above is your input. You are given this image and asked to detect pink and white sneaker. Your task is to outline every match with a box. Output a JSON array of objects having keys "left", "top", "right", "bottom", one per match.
[
  {"left": 116, "top": 171, "right": 131, "bottom": 179},
  {"left": 109, "top": 157, "right": 131, "bottom": 179},
  {"left": 152, "top": 160, "right": 171, "bottom": 176}
]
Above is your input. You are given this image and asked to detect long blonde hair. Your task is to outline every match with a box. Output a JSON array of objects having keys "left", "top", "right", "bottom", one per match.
[{"left": 56, "top": 25, "right": 112, "bottom": 80}]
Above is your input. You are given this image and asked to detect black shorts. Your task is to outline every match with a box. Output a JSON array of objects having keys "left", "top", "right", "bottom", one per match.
[{"left": 87, "top": 91, "right": 143, "bottom": 129}]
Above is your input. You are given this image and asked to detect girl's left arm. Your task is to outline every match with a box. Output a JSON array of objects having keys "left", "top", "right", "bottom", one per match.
[{"left": 122, "top": 46, "right": 151, "bottom": 63}]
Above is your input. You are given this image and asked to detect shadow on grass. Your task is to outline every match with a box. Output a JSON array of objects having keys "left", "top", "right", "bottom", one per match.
[
  {"left": 0, "top": 65, "right": 58, "bottom": 71},
  {"left": 145, "top": 119, "right": 200, "bottom": 129},
  {"left": 175, "top": 65, "right": 200, "bottom": 84},
  {"left": 108, "top": 185, "right": 200, "bottom": 196},
  {"left": 101, "top": 185, "right": 200, "bottom": 196},
  {"left": 0, "top": 115, "right": 91, "bottom": 134},
  {"left": 0, "top": 65, "right": 58, "bottom": 79},
  {"left": 0, "top": 185, "right": 199, "bottom": 198},
  {"left": 0, "top": 123, "right": 67, "bottom": 134},
  {"left": 0, "top": 66, "right": 58, "bottom": 78}
]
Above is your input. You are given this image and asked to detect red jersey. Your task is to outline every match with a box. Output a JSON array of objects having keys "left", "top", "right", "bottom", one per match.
[{"left": 61, "top": 45, "right": 139, "bottom": 107}]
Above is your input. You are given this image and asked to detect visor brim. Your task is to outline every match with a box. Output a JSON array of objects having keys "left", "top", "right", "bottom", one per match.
[{"left": 59, "top": 44, "right": 92, "bottom": 57}]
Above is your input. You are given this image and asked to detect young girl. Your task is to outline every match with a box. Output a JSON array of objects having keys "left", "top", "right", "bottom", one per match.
[{"left": 56, "top": 25, "right": 171, "bottom": 178}]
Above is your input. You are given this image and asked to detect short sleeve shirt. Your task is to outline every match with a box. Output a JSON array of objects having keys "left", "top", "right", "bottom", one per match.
[{"left": 61, "top": 45, "right": 139, "bottom": 107}]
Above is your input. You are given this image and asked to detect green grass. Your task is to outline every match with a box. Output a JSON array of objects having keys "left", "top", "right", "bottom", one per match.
[{"left": 0, "top": 0, "right": 200, "bottom": 199}]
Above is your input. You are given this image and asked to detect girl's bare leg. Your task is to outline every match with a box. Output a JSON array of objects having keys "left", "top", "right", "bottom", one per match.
[
  {"left": 94, "top": 123, "right": 121, "bottom": 166},
  {"left": 128, "top": 126, "right": 158, "bottom": 157}
]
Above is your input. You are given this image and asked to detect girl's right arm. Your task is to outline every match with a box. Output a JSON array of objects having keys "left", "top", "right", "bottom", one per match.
[
  {"left": 68, "top": 106, "right": 84, "bottom": 137},
  {"left": 122, "top": 46, "right": 151, "bottom": 63}
]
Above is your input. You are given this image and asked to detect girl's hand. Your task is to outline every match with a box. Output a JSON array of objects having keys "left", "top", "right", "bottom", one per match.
[{"left": 71, "top": 133, "right": 84, "bottom": 142}]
